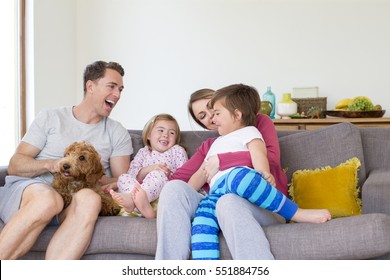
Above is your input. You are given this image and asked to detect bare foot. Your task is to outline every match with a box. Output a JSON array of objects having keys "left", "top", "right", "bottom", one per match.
[
  {"left": 109, "top": 189, "right": 135, "bottom": 213},
  {"left": 291, "top": 208, "right": 332, "bottom": 223},
  {"left": 132, "top": 185, "right": 155, "bottom": 218}
]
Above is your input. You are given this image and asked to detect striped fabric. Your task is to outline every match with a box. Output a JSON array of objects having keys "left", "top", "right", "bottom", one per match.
[{"left": 191, "top": 167, "right": 298, "bottom": 260}]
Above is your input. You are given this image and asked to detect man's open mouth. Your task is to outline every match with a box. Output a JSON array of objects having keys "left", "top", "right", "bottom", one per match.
[{"left": 105, "top": 99, "right": 115, "bottom": 109}]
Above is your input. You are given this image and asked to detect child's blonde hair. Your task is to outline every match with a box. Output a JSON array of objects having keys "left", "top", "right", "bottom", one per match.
[
  {"left": 210, "top": 84, "right": 260, "bottom": 126},
  {"left": 142, "top": 114, "right": 182, "bottom": 149}
]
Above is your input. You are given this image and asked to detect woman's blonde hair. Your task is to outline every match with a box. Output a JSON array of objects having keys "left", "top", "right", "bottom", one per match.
[
  {"left": 142, "top": 114, "right": 182, "bottom": 149},
  {"left": 187, "top": 88, "right": 215, "bottom": 129}
]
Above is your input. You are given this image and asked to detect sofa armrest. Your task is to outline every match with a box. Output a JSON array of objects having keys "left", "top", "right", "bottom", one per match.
[
  {"left": 362, "top": 168, "right": 390, "bottom": 215},
  {"left": 0, "top": 166, "right": 8, "bottom": 186}
]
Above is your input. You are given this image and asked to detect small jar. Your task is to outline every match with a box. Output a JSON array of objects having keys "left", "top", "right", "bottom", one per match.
[
  {"left": 259, "top": 101, "right": 273, "bottom": 116},
  {"left": 262, "top": 86, "right": 276, "bottom": 119},
  {"left": 277, "top": 93, "right": 297, "bottom": 119}
]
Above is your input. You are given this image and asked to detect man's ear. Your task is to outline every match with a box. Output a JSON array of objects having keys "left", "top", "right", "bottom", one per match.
[
  {"left": 233, "top": 109, "right": 242, "bottom": 121},
  {"left": 86, "top": 80, "right": 94, "bottom": 94}
]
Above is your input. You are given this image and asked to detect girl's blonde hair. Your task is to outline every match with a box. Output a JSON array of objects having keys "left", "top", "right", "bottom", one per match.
[
  {"left": 142, "top": 114, "right": 182, "bottom": 149},
  {"left": 187, "top": 88, "right": 215, "bottom": 129}
]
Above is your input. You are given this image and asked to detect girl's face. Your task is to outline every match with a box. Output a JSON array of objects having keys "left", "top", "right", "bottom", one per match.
[
  {"left": 191, "top": 98, "right": 218, "bottom": 131},
  {"left": 212, "top": 99, "right": 243, "bottom": 135},
  {"left": 148, "top": 120, "right": 178, "bottom": 153}
]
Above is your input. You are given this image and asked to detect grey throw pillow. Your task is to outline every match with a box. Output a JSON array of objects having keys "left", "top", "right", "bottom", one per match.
[{"left": 278, "top": 122, "right": 366, "bottom": 186}]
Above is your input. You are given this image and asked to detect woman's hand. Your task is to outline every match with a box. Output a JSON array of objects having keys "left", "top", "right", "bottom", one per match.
[{"left": 204, "top": 155, "right": 220, "bottom": 183}]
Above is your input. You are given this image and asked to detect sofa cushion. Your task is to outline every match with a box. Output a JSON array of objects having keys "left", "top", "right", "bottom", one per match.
[
  {"left": 278, "top": 122, "right": 366, "bottom": 187},
  {"left": 289, "top": 157, "right": 362, "bottom": 218},
  {"left": 265, "top": 213, "right": 390, "bottom": 259},
  {"left": 360, "top": 128, "right": 390, "bottom": 173},
  {"left": 362, "top": 168, "right": 390, "bottom": 215},
  {"left": 128, "top": 131, "right": 144, "bottom": 160}
]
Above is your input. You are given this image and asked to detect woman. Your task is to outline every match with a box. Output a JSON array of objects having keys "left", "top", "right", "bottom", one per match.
[{"left": 155, "top": 88, "right": 287, "bottom": 260}]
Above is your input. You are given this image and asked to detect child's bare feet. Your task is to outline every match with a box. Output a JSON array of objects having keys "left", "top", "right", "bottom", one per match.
[
  {"left": 291, "top": 208, "right": 332, "bottom": 223},
  {"left": 132, "top": 185, "right": 155, "bottom": 218},
  {"left": 109, "top": 189, "right": 135, "bottom": 213}
]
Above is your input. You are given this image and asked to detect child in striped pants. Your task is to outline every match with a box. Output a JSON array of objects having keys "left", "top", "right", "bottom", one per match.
[{"left": 189, "top": 84, "right": 331, "bottom": 260}]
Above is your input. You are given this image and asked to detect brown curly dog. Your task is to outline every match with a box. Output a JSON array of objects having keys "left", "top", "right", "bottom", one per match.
[{"left": 52, "top": 141, "right": 121, "bottom": 216}]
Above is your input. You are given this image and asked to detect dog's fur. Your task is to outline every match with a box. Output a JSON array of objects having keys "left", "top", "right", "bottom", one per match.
[{"left": 52, "top": 141, "right": 121, "bottom": 216}]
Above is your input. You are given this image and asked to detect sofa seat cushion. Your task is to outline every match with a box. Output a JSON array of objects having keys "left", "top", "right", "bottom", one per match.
[
  {"left": 21, "top": 216, "right": 233, "bottom": 260},
  {"left": 4, "top": 212, "right": 389, "bottom": 259},
  {"left": 25, "top": 217, "right": 158, "bottom": 257},
  {"left": 278, "top": 122, "right": 366, "bottom": 187},
  {"left": 86, "top": 217, "right": 157, "bottom": 255},
  {"left": 264, "top": 213, "right": 390, "bottom": 259},
  {"left": 289, "top": 157, "right": 362, "bottom": 218}
]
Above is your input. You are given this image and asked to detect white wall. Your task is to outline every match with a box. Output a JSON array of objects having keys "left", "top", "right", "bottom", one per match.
[
  {"left": 30, "top": 0, "right": 390, "bottom": 130},
  {"left": 28, "top": 0, "right": 77, "bottom": 125}
]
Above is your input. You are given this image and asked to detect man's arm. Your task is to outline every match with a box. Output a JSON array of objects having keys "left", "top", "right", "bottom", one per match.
[
  {"left": 8, "top": 141, "right": 61, "bottom": 177},
  {"left": 100, "top": 155, "right": 131, "bottom": 185}
]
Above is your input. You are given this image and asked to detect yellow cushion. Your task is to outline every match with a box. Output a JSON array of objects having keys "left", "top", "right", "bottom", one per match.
[{"left": 289, "top": 157, "right": 362, "bottom": 218}]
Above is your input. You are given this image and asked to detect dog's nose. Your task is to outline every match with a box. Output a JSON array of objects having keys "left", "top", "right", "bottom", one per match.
[{"left": 63, "top": 164, "right": 70, "bottom": 170}]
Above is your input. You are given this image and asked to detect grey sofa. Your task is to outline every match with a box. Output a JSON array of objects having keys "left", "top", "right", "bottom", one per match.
[{"left": 1, "top": 122, "right": 390, "bottom": 260}]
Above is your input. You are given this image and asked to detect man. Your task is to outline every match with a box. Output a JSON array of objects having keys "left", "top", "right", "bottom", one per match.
[{"left": 0, "top": 61, "right": 132, "bottom": 259}]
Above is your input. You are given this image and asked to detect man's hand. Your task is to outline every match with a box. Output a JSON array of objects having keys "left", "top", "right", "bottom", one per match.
[
  {"left": 101, "top": 181, "right": 118, "bottom": 193},
  {"left": 46, "top": 158, "right": 62, "bottom": 174}
]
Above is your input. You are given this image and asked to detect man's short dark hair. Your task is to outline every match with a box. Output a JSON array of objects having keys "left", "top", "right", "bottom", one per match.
[{"left": 83, "top": 61, "right": 125, "bottom": 93}]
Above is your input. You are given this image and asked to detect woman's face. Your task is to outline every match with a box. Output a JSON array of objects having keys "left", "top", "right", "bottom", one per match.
[{"left": 191, "top": 98, "right": 218, "bottom": 131}]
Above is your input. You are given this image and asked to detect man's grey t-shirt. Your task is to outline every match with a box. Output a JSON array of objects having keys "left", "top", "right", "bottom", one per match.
[{"left": 22, "top": 106, "right": 133, "bottom": 184}]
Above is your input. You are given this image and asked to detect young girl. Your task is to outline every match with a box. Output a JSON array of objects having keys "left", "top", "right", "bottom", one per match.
[
  {"left": 110, "top": 114, "right": 188, "bottom": 218},
  {"left": 189, "top": 84, "right": 331, "bottom": 260}
]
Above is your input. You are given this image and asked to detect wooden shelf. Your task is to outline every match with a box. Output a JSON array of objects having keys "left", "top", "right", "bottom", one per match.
[{"left": 273, "top": 117, "right": 390, "bottom": 130}]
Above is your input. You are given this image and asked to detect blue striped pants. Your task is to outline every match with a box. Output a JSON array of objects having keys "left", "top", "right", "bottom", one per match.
[{"left": 191, "top": 166, "right": 298, "bottom": 260}]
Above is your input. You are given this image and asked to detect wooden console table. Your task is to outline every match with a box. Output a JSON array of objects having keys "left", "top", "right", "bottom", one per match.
[{"left": 273, "top": 117, "right": 390, "bottom": 131}]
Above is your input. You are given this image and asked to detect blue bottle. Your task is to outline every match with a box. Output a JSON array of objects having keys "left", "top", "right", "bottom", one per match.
[{"left": 262, "top": 86, "right": 276, "bottom": 119}]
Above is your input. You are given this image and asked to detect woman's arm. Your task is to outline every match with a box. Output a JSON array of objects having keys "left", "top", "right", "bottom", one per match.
[
  {"left": 188, "top": 162, "right": 207, "bottom": 191},
  {"left": 170, "top": 139, "right": 213, "bottom": 182}
]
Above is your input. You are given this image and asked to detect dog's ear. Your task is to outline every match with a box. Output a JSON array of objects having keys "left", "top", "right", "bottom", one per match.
[
  {"left": 63, "top": 144, "right": 71, "bottom": 157},
  {"left": 87, "top": 162, "right": 105, "bottom": 185},
  {"left": 63, "top": 141, "right": 78, "bottom": 157},
  {"left": 85, "top": 143, "right": 105, "bottom": 184}
]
